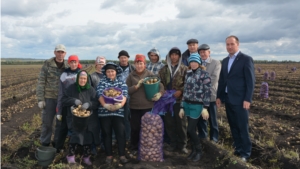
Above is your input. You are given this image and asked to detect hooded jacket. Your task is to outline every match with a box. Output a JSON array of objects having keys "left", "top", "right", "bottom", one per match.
[
  {"left": 96, "top": 62, "right": 128, "bottom": 117},
  {"left": 158, "top": 47, "right": 188, "bottom": 102},
  {"left": 146, "top": 48, "right": 165, "bottom": 75}
]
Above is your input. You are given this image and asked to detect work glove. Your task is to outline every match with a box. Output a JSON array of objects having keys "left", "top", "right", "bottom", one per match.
[
  {"left": 201, "top": 108, "right": 209, "bottom": 120},
  {"left": 103, "top": 104, "right": 113, "bottom": 111},
  {"left": 173, "top": 90, "right": 182, "bottom": 98},
  {"left": 74, "top": 99, "right": 82, "bottom": 106},
  {"left": 80, "top": 102, "right": 90, "bottom": 110},
  {"left": 56, "top": 115, "right": 62, "bottom": 121},
  {"left": 111, "top": 103, "right": 122, "bottom": 111},
  {"left": 136, "top": 79, "right": 144, "bottom": 88},
  {"left": 38, "top": 101, "right": 46, "bottom": 109},
  {"left": 179, "top": 108, "right": 185, "bottom": 119},
  {"left": 152, "top": 92, "right": 162, "bottom": 101}
]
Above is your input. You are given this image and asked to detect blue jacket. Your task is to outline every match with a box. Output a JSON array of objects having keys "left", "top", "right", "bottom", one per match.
[
  {"left": 182, "top": 68, "right": 211, "bottom": 107},
  {"left": 217, "top": 51, "right": 255, "bottom": 105},
  {"left": 96, "top": 62, "right": 128, "bottom": 117}
]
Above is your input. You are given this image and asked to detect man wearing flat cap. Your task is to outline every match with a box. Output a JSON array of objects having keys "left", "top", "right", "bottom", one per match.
[
  {"left": 197, "top": 44, "right": 221, "bottom": 143},
  {"left": 182, "top": 39, "right": 199, "bottom": 66}
]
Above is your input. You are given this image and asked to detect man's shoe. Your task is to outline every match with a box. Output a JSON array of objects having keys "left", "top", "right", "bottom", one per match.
[
  {"left": 187, "top": 147, "right": 196, "bottom": 160},
  {"left": 105, "top": 157, "right": 113, "bottom": 165},
  {"left": 166, "top": 146, "right": 176, "bottom": 152},
  {"left": 120, "top": 156, "right": 130, "bottom": 164},
  {"left": 241, "top": 157, "right": 247, "bottom": 162},
  {"left": 234, "top": 151, "right": 241, "bottom": 157},
  {"left": 51, "top": 141, "right": 56, "bottom": 148},
  {"left": 180, "top": 148, "right": 188, "bottom": 154},
  {"left": 192, "top": 144, "right": 202, "bottom": 162}
]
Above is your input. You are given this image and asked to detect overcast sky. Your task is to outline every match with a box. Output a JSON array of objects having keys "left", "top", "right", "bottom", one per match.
[{"left": 1, "top": 0, "right": 300, "bottom": 61}]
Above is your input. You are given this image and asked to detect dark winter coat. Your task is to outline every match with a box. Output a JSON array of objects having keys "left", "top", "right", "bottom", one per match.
[{"left": 62, "top": 83, "right": 100, "bottom": 145}]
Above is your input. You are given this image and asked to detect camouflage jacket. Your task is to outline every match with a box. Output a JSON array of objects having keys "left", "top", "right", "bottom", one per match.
[
  {"left": 36, "top": 57, "right": 68, "bottom": 102},
  {"left": 158, "top": 64, "right": 188, "bottom": 102}
]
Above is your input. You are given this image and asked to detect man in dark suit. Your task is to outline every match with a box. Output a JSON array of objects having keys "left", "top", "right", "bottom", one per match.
[{"left": 216, "top": 35, "right": 255, "bottom": 161}]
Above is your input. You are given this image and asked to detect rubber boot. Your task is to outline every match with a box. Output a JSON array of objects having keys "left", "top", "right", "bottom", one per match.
[
  {"left": 82, "top": 155, "right": 92, "bottom": 166},
  {"left": 187, "top": 145, "right": 196, "bottom": 160},
  {"left": 66, "top": 155, "right": 76, "bottom": 164},
  {"left": 192, "top": 144, "right": 202, "bottom": 162}
]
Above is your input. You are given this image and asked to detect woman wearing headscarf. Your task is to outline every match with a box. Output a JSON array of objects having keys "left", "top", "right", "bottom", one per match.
[
  {"left": 55, "top": 55, "right": 82, "bottom": 152},
  {"left": 96, "top": 62, "right": 129, "bottom": 164},
  {"left": 62, "top": 70, "right": 100, "bottom": 165},
  {"left": 126, "top": 54, "right": 164, "bottom": 151},
  {"left": 179, "top": 53, "right": 211, "bottom": 162}
]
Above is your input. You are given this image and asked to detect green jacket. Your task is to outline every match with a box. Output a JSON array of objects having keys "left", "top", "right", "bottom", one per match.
[
  {"left": 36, "top": 57, "right": 68, "bottom": 102},
  {"left": 158, "top": 65, "right": 187, "bottom": 102}
]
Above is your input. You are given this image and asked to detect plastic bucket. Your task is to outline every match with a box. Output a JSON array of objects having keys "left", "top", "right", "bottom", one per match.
[
  {"left": 35, "top": 146, "right": 56, "bottom": 167},
  {"left": 102, "top": 87, "right": 123, "bottom": 104},
  {"left": 71, "top": 106, "right": 92, "bottom": 132},
  {"left": 143, "top": 77, "right": 160, "bottom": 100}
]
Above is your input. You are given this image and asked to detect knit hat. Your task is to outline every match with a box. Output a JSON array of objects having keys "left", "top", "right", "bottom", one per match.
[
  {"left": 95, "top": 56, "right": 106, "bottom": 65},
  {"left": 68, "top": 55, "right": 82, "bottom": 69},
  {"left": 105, "top": 64, "right": 117, "bottom": 71},
  {"left": 118, "top": 50, "right": 130, "bottom": 58},
  {"left": 188, "top": 53, "right": 202, "bottom": 65},
  {"left": 134, "top": 54, "right": 146, "bottom": 63},
  {"left": 169, "top": 48, "right": 181, "bottom": 56},
  {"left": 101, "top": 62, "right": 123, "bottom": 76}
]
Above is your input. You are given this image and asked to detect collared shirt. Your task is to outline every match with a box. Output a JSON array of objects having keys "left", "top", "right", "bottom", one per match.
[
  {"left": 226, "top": 50, "right": 239, "bottom": 93},
  {"left": 202, "top": 59, "right": 207, "bottom": 66}
]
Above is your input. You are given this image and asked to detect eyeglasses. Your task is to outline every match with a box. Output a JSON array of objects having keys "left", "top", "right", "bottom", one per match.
[{"left": 150, "top": 55, "right": 157, "bottom": 57}]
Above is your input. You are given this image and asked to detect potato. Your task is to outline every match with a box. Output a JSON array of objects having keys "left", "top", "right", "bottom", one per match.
[
  {"left": 72, "top": 105, "right": 91, "bottom": 117},
  {"left": 139, "top": 112, "right": 164, "bottom": 162}
]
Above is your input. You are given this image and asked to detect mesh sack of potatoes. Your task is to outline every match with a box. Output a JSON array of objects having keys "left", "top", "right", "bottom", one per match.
[{"left": 139, "top": 112, "right": 164, "bottom": 162}]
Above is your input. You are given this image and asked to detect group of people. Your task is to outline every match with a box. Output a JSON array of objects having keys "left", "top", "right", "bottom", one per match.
[{"left": 36, "top": 35, "right": 255, "bottom": 165}]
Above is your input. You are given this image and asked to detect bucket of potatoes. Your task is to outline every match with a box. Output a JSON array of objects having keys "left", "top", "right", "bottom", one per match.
[
  {"left": 71, "top": 105, "right": 92, "bottom": 132},
  {"left": 102, "top": 87, "right": 123, "bottom": 104},
  {"left": 143, "top": 76, "right": 160, "bottom": 101}
]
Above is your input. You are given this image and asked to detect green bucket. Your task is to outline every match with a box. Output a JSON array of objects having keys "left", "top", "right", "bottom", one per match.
[
  {"left": 35, "top": 146, "right": 56, "bottom": 167},
  {"left": 143, "top": 77, "right": 160, "bottom": 100}
]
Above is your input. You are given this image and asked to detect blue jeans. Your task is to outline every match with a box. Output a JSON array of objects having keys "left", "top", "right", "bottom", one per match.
[
  {"left": 123, "top": 100, "right": 131, "bottom": 141},
  {"left": 197, "top": 102, "right": 219, "bottom": 142}
]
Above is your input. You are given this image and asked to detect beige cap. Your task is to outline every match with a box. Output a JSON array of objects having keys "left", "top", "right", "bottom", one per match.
[{"left": 54, "top": 44, "right": 66, "bottom": 52}]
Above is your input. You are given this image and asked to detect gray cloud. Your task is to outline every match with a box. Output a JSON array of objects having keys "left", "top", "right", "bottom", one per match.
[
  {"left": 1, "top": 0, "right": 300, "bottom": 61},
  {"left": 1, "top": 0, "right": 57, "bottom": 17},
  {"left": 100, "top": 0, "right": 155, "bottom": 15}
]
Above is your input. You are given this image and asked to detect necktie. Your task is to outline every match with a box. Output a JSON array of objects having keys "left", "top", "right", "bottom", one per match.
[{"left": 203, "top": 61, "right": 206, "bottom": 66}]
